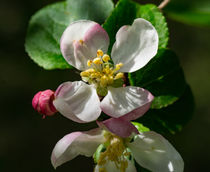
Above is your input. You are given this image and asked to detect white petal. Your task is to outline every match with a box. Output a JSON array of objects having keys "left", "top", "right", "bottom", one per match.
[
  {"left": 53, "top": 81, "right": 101, "bottom": 123},
  {"left": 127, "top": 131, "right": 184, "bottom": 172},
  {"left": 94, "top": 160, "right": 137, "bottom": 172},
  {"left": 51, "top": 128, "right": 105, "bottom": 168},
  {"left": 101, "top": 86, "right": 153, "bottom": 118},
  {"left": 61, "top": 20, "right": 109, "bottom": 70},
  {"left": 111, "top": 18, "right": 158, "bottom": 73}
]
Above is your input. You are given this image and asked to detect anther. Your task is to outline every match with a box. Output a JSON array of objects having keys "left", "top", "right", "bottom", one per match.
[
  {"left": 108, "top": 76, "right": 114, "bottom": 84},
  {"left": 97, "top": 49, "right": 104, "bottom": 57},
  {"left": 115, "top": 63, "right": 123, "bottom": 70},
  {"left": 115, "top": 73, "right": 124, "bottom": 80},
  {"left": 93, "top": 57, "right": 103, "bottom": 64},
  {"left": 87, "top": 60, "right": 92, "bottom": 67},
  {"left": 100, "top": 75, "right": 109, "bottom": 87},
  {"left": 79, "top": 39, "right": 84, "bottom": 45},
  {"left": 80, "top": 71, "right": 89, "bottom": 77},
  {"left": 102, "top": 54, "right": 110, "bottom": 62}
]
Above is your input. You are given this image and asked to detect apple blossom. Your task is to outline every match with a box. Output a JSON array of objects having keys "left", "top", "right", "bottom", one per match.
[
  {"left": 52, "top": 18, "right": 158, "bottom": 123},
  {"left": 51, "top": 118, "right": 184, "bottom": 172}
]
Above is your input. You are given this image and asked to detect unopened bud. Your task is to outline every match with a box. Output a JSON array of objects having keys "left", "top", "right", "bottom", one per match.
[{"left": 32, "top": 89, "right": 57, "bottom": 117}]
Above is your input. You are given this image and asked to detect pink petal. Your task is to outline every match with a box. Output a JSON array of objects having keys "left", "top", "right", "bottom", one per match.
[
  {"left": 60, "top": 20, "right": 109, "bottom": 70},
  {"left": 97, "top": 118, "right": 138, "bottom": 138},
  {"left": 101, "top": 86, "right": 154, "bottom": 118},
  {"left": 51, "top": 128, "right": 105, "bottom": 168},
  {"left": 119, "top": 91, "right": 154, "bottom": 121},
  {"left": 53, "top": 81, "right": 101, "bottom": 123}
]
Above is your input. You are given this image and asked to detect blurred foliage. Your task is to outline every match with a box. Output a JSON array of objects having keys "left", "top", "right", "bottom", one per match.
[{"left": 164, "top": 0, "right": 210, "bottom": 27}]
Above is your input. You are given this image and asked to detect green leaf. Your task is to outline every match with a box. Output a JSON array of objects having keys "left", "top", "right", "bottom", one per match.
[
  {"left": 132, "top": 122, "right": 150, "bottom": 132},
  {"left": 66, "top": 0, "right": 114, "bottom": 22},
  {"left": 93, "top": 144, "right": 105, "bottom": 163},
  {"left": 103, "top": 0, "right": 169, "bottom": 53},
  {"left": 139, "top": 4, "right": 169, "bottom": 49},
  {"left": 164, "top": 0, "right": 210, "bottom": 27},
  {"left": 25, "top": 0, "right": 114, "bottom": 70},
  {"left": 136, "top": 85, "right": 195, "bottom": 134},
  {"left": 128, "top": 49, "right": 187, "bottom": 109}
]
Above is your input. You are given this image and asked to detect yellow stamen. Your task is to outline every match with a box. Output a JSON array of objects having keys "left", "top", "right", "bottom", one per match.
[
  {"left": 108, "top": 76, "right": 114, "bottom": 84},
  {"left": 80, "top": 68, "right": 95, "bottom": 77},
  {"left": 93, "top": 57, "right": 103, "bottom": 65},
  {"left": 86, "top": 68, "right": 95, "bottom": 73},
  {"left": 97, "top": 49, "right": 104, "bottom": 57},
  {"left": 115, "top": 72, "right": 124, "bottom": 80},
  {"left": 103, "top": 67, "right": 112, "bottom": 75},
  {"left": 97, "top": 132, "right": 129, "bottom": 172},
  {"left": 79, "top": 39, "right": 84, "bottom": 45},
  {"left": 80, "top": 71, "right": 89, "bottom": 77},
  {"left": 102, "top": 54, "right": 110, "bottom": 62},
  {"left": 100, "top": 75, "right": 109, "bottom": 87},
  {"left": 90, "top": 72, "right": 101, "bottom": 79},
  {"left": 115, "top": 63, "right": 123, "bottom": 70},
  {"left": 87, "top": 60, "right": 92, "bottom": 67},
  {"left": 80, "top": 49, "right": 125, "bottom": 96}
]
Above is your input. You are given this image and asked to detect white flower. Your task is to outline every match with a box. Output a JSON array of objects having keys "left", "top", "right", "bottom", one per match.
[
  {"left": 53, "top": 18, "right": 158, "bottom": 123},
  {"left": 51, "top": 118, "right": 184, "bottom": 172}
]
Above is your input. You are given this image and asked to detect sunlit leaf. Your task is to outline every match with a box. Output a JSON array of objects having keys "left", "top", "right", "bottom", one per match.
[{"left": 132, "top": 122, "right": 150, "bottom": 132}]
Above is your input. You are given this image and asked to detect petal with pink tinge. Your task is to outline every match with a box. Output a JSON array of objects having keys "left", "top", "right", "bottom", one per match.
[
  {"left": 60, "top": 20, "right": 109, "bottom": 70},
  {"left": 97, "top": 118, "right": 138, "bottom": 138},
  {"left": 53, "top": 81, "right": 101, "bottom": 123},
  {"left": 101, "top": 86, "right": 153, "bottom": 118},
  {"left": 119, "top": 93, "right": 153, "bottom": 121},
  {"left": 51, "top": 128, "right": 105, "bottom": 168}
]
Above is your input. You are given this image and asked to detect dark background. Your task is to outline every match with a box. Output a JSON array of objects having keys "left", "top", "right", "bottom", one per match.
[{"left": 0, "top": 0, "right": 210, "bottom": 171}]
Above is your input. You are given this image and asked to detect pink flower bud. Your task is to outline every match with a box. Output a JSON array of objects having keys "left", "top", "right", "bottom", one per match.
[{"left": 32, "top": 89, "right": 57, "bottom": 117}]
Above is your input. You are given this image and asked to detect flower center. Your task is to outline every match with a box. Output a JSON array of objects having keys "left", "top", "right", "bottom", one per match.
[
  {"left": 80, "top": 50, "right": 124, "bottom": 96},
  {"left": 97, "top": 132, "right": 130, "bottom": 172}
]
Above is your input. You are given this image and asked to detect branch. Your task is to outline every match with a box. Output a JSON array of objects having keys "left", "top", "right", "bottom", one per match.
[{"left": 158, "top": 0, "right": 170, "bottom": 9}]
